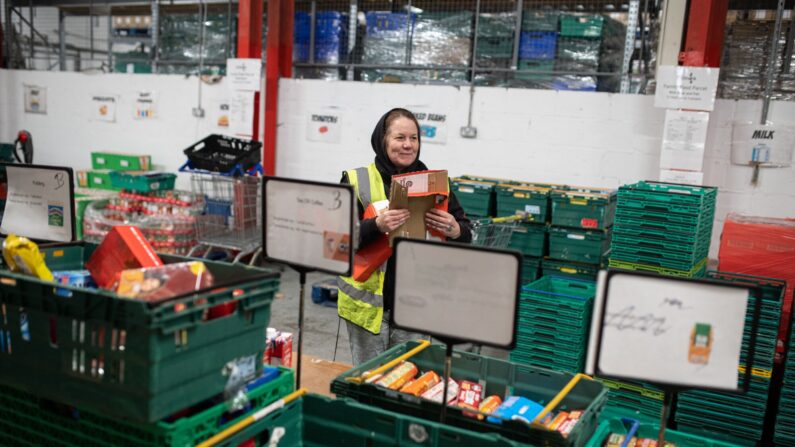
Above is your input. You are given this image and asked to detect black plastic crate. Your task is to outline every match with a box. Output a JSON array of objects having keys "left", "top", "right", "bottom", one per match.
[{"left": 183, "top": 134, "right": 262, "bottom": 173}]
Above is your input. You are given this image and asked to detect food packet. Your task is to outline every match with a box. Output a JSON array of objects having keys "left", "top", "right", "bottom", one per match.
[{"left": 2, "top": 234, "right": 53, "bottom": 281}]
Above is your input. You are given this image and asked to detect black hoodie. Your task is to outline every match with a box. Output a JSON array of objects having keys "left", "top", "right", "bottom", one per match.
[{"left": 341, "top": 108, "right": 472, "bottom": 311}]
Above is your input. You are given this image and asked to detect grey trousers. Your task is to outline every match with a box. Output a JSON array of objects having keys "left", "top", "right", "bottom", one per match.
[{"left": 345, "top": 310, "right": 430, "bottom": 366}]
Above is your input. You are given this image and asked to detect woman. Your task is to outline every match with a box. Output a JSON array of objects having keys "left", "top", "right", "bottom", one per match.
[{"left": 338, "top": 108, "right": 472, "bottom": 365}]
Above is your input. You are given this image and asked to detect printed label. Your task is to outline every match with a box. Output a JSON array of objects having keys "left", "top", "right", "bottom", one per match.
[
  {"left": 525, "top": 205, "right": 541, "bottom": 215},
  {"left": 580, "top": 218, "right": 598, "bottom": 229}
]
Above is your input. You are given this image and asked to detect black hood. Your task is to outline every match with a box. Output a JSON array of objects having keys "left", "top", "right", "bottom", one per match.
[{"left": 371, "top": 108, "right": 428, "bottom": 185}]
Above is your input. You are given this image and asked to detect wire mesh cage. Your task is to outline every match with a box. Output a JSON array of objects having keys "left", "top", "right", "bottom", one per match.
[
  {"left": 470, "top": 215, "right": 519, "bottom": 249},
  {"left": 189, "top": 172, "right": 262, "bottom": 260}
]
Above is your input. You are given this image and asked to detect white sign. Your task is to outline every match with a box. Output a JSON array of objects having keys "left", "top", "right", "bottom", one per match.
[
  {"left": 654, "top": 66, "right": 720, "bottom": 111},
  {"left": 731, "top": 123, "right": 795, "bottom": 167},
  {"left": 415, "top": 111, "right": 448, "bottom": 145},
  {"left": 263, "top": 178, "right": 354, "bottom": 275},
  {"left": 587, "top": 271, "right": 749, "bottom": 391},
  {"left": 659, "top": 169, "right": 704, "bottom": 186},
  {"left": 1, "top": 165, "right": 74, "bottom": 242},
  {"left": 90, "top": 95, "right": 118, "bottom": 122},
  {"left": 24, "top": 84, "right": 47, "bottom": 114},
  {"left": 229, "top": 91, "right": 255, "bottom": 138},
  {"left": 661, "top": 110, "right": 710, "bottom": 171},
  {"left": 392, "top": 239, "right": 520, "bottom": 348},
  {"left": 133, "top": 91, "right": 157, "bottom": 119},
  {"left": 226, "top": 58, "right": 263, "bottom": 92},
  {"left": 306, "top": 112, "right": 342, "bottom": 143}
]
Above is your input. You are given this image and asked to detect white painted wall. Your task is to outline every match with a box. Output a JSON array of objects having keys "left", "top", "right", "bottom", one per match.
[
  {"left": 1, "top": 72, "right": 793, "bottom": 258},
  {"left": 0, "top": 69, "right": 233, "bottom": 189},
  {"left": 276, "top": 79, "right": 795, "bottom": 257}
]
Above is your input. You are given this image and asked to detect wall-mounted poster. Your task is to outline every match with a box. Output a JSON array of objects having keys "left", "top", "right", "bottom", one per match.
[
  {"left": 24, "top": 84, "right": 47, "bottom": 114},
  {"left": 91, "top": 95, "right": 118, "bottom": 122},
  {"left": 133, "top": 91, "right": 157, "bottom": 119}
]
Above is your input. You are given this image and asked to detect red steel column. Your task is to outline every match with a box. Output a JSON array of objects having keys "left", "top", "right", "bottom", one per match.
[
  {"left": 237, "top": 0, "right": 263, "bottom": 142},
  {"left": 679, "top": 0, "right": 728, "bottom": 67},
  {"left": 261, "top": 0, "right": 292, "bottom": 176}
]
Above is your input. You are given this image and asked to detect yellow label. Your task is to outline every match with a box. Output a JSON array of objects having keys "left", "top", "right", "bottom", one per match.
[
  {"left": 561, "top": 268, "right": 577, "bottom": 274},
  {"left": 513, "top": 192, "right": 529, "bottom": 198},
  {"left": 53, "top": 250, "right": 65, "bottom": 258},
  {"left": 569, "top": 199, "right": 588, "bottom": 205}
]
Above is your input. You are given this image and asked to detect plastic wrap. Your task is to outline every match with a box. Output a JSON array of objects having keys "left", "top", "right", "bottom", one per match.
[
  {"left": 361, "top": 12, "right": 413, "bottom": 82},
  {"left": 718, "top": 212, "right": 795, "bottom": 354},
  {"left": 720, "top": 19, "right": 795, "bottom": 101},
  {"left": 159, "top": 12, "right": 232, "bottom": 64},
  {"left": 597, "top": 16, "right": 626, "bottom": 93},
  {"left": 476, "top": 12, "right": 516, "bottom": 65},
  {"left": 83, "top": 192, "right": 203, "bottom": 255}
]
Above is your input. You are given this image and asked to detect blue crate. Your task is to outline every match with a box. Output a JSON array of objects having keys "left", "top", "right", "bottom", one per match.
[
  {"left": 206, "top": 198, "right": 232, "bottom": 217},
  {"left": 365, "top": 12, "right": 415, "bottom": 37},
  {"left": 294, "top": 41, "right": 345, "bottom": 63},
  {"left": 518, "top": 31, "right": 557, "bottom": 60},
  {"left": 295, "top": 11, "right": 347, "bottom": 42}
]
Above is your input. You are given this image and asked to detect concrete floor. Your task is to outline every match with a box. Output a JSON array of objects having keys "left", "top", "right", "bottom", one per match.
[{"left": 267, "top": 266, "right": 509, "bottom": 366}]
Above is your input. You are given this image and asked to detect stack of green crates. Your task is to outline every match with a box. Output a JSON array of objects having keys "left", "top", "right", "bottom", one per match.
[
  {"left": 775, "top": 292, "right": 795, "bottom": 446},
  {"left": 0, "top": 368, "right": 294, "bottom": 447},
  {"left": 676, "top": 272, "right": 785, "bottom": 446},
  {"left": 515, "top": 10, "right": 559, "bottom": 84},
  {"left": 546, "top": 187, "right": 615, "bottom": 280},
  {"left": 586, "top": 416, "right": 741, "bottom": 447},
  {"left": 475, "top": 12, "right": 516, "bottom": 86},
  {"left": 80, "top": 152, "right": 154, "bottom": 192},
  {"left": 596, "top": 378, "right": 665, "bottom": 422},
  {"left": 554, "top": 15, "right": 603, "bottom": 91},
  {"left": 452, "top": 175, "right": 504, "bottom": 218},
  {"left": 510, "top": 276, "right": 595, "bottom": 373},
  {"left": 609, "top": 181, "right": 717, "bottom": 278}
]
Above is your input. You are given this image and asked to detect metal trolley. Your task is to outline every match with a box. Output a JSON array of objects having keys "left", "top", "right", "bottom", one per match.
[
  {"left": 470, "top": 215, "right": 522, "bottom": 249},
  {"left": 183, "top": 164, "right": 263, "bottom": 265}
]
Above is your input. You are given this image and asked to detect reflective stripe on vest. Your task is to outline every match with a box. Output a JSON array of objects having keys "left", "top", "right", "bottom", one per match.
[{"left": 337, "top": 163, "right": 387, "bottom": 334}]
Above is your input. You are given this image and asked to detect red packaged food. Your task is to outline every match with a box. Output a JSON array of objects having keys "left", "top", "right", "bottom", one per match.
[
  {"left": 85, "top": 225, "right": 163, "bottom": 289},
  {"left": 116, "top": 261, "right": 214, "bottom": 303},
  {"left": 457, "top": 381, "right": 483, "bottom": 416}
]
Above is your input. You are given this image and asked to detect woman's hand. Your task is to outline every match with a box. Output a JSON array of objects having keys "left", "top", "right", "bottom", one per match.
[
  {"left": 376, "top": 209, "right": 410, "bottom": 233},
  {"left": 425, "top": 208, "right": 460, "bottom": 239}
]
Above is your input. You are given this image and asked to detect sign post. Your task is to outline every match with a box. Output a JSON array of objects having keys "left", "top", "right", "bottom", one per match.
[
  {"left": 586, "top": 270, "right": 762, "bottom": 446},
  {"left": 390, "top": 238, "right": 522, "bottom": 421},
  {"left": 262, "top": 177, "right": 354, "bottom": 388}
]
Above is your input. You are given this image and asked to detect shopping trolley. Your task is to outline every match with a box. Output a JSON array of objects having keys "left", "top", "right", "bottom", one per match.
[
  {"left": 182, "top": 162, "right": 263, "bottom": 265},
  {"left": 470, "top": 215, "right": 523, "bottom": 249}
]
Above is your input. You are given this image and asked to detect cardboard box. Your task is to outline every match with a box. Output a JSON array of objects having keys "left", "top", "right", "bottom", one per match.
[
  {"left": 85, "top": 225, "right": 163, "bottom": 289},
  {"left": 265, "top": 328, "right": 293, "bottom": 368},
  {"left": 117, "top": 261, "right": 214, "bottom": 303},
  {"left": 389, "top": 169, "right": 449, "bottom": 245}
]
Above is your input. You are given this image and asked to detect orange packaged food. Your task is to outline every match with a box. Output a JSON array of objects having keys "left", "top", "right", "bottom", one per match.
[
  {"left": 400, "top": 371, "right": 441, "bottom": 396},
  {"left": 477, "top": 395, "right": 503, "bottom": 420},
  {"left": 375, "top": 362, "right": 418, "bottom": 390}
]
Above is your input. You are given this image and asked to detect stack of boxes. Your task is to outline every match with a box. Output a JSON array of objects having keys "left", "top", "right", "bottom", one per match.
[
  {"left": 510, "top": 276, "right": 596, "bottom": 373},
  {"left": 293, "top": 11, "right": 348, "bottom": 80},
  {"left": 408, "top": 12, "right": 473, "bottom": 84},
  {"left": 554, "top": 14, "right": 603, "bottom": 91},
  {"left": 361, "top": 12, "right": 413, "bottom": 82},
  {"left": 544, "top": 187, "right": 615, "bottom": 282},
  {"left": 609, "top": 181, "right": 717, "bottom": 278},
  {"left": 776, "top": 307, "right": 795, "bottom": 446},
  {"left": 514, "top": 10, "right": 559, "bottom": 87},
  {"left": 676, "top": 272, "right": 785, "bottom": 446},
  {"left": 474, "top": 12, "right": 516, "bottom": 86}
]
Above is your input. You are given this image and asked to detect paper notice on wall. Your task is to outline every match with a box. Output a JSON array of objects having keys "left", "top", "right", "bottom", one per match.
[
  {"left": 730, "top": 122, "right": 795, "bottom": 167},
  {"left": 414, "top": 111, "right": 448, "bottom": 144},
  {"left": 226, "top": 58, "right": 262, "bottom": 92},
  {"left": 654, "top": 66, "right": 720, "bottom": 111},
  {"left": 659, "top": 169, "right": 704, "bottom": 186},
  {"left": 133, "top": 91, "right": 157, "bottom": 119},
  {"left": 90, "top": 95, "right": 118, "bottom": 122},
  {"left": 24, "top": 84, "right": 47, "bottom": 114},
  {"left": 229, "top": 91, "right": 254, "bottom": 138},
  {"left": 212, "top": 100, "right": 231, "bottom": 132},
  {"left": 660, "top": 110, "right": 710, "bottom": 171},
  {"left": 306, "top": 112, "right": 342, "bottom": 143}
]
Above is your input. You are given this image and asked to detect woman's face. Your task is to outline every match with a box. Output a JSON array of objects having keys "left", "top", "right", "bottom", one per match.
[{"left": 385, "top": 116, "right": 419, "bottom": 169}]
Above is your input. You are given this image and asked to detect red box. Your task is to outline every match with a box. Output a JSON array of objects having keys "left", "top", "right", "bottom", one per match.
[
  {"left": 85, "top": 225, "right": 163, "bottom": 289},
  {"left": 719, "top": 213, "right": 795, "bottom": 358},
  {"left": 264, "top": 328, "right": 293, "bottom": 368}
]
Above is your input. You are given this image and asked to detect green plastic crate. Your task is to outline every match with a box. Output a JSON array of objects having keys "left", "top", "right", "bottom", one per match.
[
  {"left": 541, "top": 258, "right": 600, "bottom": 280},
  {"left": 91, "top": 152, "right": 152, "bottom": 171},
  {"left": 0, "top": 368, "right": 294, "bottom": 447},
  {"left": 0, "top": 242, "right": 280, "bottom": 422},
  {"left": 607, "top": 258, "right": 708, "bottom": 278},
  {"left": 110, "top": 171, "right": 177, "bottom": 192},
  {"left": 522, "top": 10, "right": 559, "bottom": 31},
  {"left": 228, "top": 393, "right": 525, "bottom": 447},
  {"left": 618, "top": 181, "right": 718, "bottom": 207},
  {"left": 559, "top": 15, "right": 604, "bottom": 38},
  {"left": 452, "top": 178, "right": 495, "bottom": 217},
  {"left": 508, "top": 223, "right": 547, "bottom": 256},
  {"left": 548, "top": 227, "right": 611, "bottom": 264},
  {"left": 86, "top": 170, "right": 124, "bottom": 191},
  {"left": 0, "top": 143, "right": 15, "bottom": 162},
  {"left": 586, "top": 418, "right": 741, "bottom": 447},
  {"left": 515, "top": 59, "right": 555, "bottom": 82},
  {"left": 332, "top": 341, "right": 608, "bottom": 447},
  {"left": 495, "top": 183, "right": 551, "bottom": 222},
  {"left": 551, "top": 188, "right": 616, "bottom": 230}
]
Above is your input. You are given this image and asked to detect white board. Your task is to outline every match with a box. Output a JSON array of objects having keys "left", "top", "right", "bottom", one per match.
[
  {"left": 654, "top": 66, "right": 720, "bottom": 111},
  {"left": 1, "top": 164, "right": 75, "bottom": 242},
  {"left": 587, "top": 272, "right": 749, "bottom": 391},
  {"left": 263, "top": 177, "right": 354, "bottom": 275},
  {"left": 391, "top": 239, "right": 521, "bottom": 348}
]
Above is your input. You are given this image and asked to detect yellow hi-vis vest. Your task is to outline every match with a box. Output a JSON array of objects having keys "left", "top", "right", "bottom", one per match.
[{"left": 337, "top": 163, "right": 387, "bottom": 334}]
